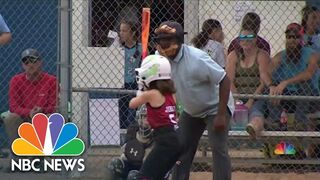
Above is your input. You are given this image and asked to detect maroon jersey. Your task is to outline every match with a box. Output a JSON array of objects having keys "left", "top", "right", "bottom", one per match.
[{"left": 146, "top": 94, "right": 177, "bottom": 129}]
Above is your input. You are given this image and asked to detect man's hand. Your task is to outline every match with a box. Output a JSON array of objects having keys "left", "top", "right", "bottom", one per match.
[
  {"left": 275, "top": 81, "right": 288, "bottom": 95},
  {"left": 29, "top": 106, "right": 42, "bottom": 119},
  {"left": 269, "top": 86, "right": 279, "bottom": 105},
  {"left": 213, "top": 114, "right": 228, "bottom": 132}
]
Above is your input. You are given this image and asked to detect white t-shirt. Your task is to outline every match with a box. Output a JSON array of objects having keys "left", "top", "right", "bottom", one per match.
[{"left": 203, "top": 39, "right": 226, "bottom": 68}]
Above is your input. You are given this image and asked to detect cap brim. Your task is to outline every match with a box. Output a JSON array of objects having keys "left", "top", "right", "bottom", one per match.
[
  {"left": 154, "top": 34, "right": 177, "bottom": 40},
  {"left": 21, "top": 55, "right": 40, "bottom": 60},
  {"left": 285, "top": 28, "right": 300, "bottom": 34}
]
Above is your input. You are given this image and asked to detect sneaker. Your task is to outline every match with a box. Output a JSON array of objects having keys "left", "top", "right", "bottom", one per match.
[{"left": 246, "top": 123, "right": 256, "bottom": 139}]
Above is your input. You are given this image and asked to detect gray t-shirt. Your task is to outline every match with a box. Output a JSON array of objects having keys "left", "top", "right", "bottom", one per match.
[
  {"left": 158, "top": 44, "right": 234, "bottom": 118},
  {"left": 202, "top": 39, "right": 225, "bottom": 68}
]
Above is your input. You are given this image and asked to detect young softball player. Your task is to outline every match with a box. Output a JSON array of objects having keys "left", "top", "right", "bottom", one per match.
[{"left": 127, "top": 54, "right": 181, "bottom": 180}]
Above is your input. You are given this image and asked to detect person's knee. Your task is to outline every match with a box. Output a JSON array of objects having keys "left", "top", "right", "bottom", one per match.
[
  {"left": 2, "top": 112, "right": 22, "bottom": 125},
  {"left": 127, "top": 170, "right": 144, "bottom": 180}
]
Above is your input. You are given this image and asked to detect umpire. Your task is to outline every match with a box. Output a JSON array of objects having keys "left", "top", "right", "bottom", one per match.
[{"left": 154, "top": 21, "right": 235, "bottom": 180}]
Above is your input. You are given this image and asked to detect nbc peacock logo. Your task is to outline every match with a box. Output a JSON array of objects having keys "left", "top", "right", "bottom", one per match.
[
  {"left": 12, "top": 113, "right": 85, "bottom": 156},
  {"left": 274, "top": 141, "right": 296, "bottom": 155}
]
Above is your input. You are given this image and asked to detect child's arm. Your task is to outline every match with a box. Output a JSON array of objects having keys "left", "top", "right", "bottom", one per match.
[{"left": 129, "top": 91, "right": 151, "bottom": 109}]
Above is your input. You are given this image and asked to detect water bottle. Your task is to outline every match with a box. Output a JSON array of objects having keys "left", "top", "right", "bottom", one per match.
[
  {"left": 280, "top": 109, "right": 288, "bottom": 131},
  {"left": 232, "top": 101, "right": 249, "bottom": 130}
]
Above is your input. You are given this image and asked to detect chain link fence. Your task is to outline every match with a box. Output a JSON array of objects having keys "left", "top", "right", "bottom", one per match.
[
  {"left": 0, "top": 0, "right": 59, "bottom": 172},
  {"left": 70, "top": 0, "right": 320, "bottom": 178},
  {"left": 0, "top": 0, "right": 320, "bottom": 179}
]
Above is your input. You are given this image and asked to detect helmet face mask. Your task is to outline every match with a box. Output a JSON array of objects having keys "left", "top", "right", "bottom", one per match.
[
  {"left": 135, "top": 105, "right": 153, "bottom": 143},
  {"left": 135, "top": 55, "right": 171, "bottom": 88}
]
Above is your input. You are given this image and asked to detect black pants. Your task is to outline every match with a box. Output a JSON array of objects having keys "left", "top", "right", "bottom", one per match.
[
  {"left": 171, "top": 111, "right": 231, "bottom": 180},
  {"left": 140, "top": 126, "right": 181, "bottom": 179}
]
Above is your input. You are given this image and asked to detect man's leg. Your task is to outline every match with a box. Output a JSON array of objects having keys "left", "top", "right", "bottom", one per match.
[
  {"left": 3, "top": 113, "right": 23, "bottom": 147},
  {"left": 206, "top": 113, "right": 231, "bottom": 180},
  {"left": 171, "top": 111, "right": 206, "bottom": 180},
  {"left": 2, "top": 113, "right": 23, "bottom": 171}
]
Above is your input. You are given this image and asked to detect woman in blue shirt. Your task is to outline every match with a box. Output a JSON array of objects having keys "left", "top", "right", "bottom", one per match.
[{"left": 119, "top": 20, "right": 142, "bottom": 130}]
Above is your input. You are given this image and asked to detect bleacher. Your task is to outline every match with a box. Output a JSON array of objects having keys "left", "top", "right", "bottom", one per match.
[{"left": 196, "top": 114, "right": 320, "bottom": 166}]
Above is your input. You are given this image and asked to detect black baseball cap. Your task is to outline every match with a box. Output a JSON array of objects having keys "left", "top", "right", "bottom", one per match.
[{"left": 154, "top": 21, "right": 187, "bottom": 43}]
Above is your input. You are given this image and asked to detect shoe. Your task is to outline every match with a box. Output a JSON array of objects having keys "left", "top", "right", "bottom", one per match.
[{"left": 246, "top": 123, "right": 256, "bottom": 139}]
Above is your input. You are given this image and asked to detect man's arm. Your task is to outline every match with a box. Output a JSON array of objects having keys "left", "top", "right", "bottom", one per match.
[
  {"left": 0, "top": 15, "right": 12, "bottom": 45},
  {"left": 274, "top": 52, "right": 318, "bottom": 94},
  {"left": 0, "top": 32, "right": 12, "bottom": 45}
]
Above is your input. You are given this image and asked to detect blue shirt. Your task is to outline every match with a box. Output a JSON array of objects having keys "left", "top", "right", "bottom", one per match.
[
  {"left": 157, "top": 44, "right": 234, "bottom": 118},
  {"left": 273, "top": 47, "right": 318, "bottom": 93},
  {"left": 0, "top": 14, "right": 10, "bottom": 33},
  {"left": 303, "top": 34, "right": 320, "bottom": 52},
  {"left": 124, "top": 43, "right": 142, "bottom": 83}
]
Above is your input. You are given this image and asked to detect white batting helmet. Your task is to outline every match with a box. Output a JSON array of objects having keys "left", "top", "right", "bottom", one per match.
[{"left": 135, "top": 54, "right": 171, "bottom": 88}]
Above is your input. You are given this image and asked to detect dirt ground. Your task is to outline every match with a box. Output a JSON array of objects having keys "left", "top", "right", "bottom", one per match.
[{"left": 190, "top": 172, "right": 320, "bottom": 180}]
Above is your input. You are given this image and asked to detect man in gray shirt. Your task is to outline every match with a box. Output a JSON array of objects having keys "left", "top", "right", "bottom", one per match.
[{"left": 154, "top": 21, "right": 234, "bottom": 180}]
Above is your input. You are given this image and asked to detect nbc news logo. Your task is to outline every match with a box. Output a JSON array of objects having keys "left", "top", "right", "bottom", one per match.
[{"left": 11, "top": 113, "right": 85, "bottom": 172}]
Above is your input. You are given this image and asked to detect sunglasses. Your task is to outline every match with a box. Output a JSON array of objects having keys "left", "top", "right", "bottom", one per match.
[
  {"left": 286, "top": 34, "right": 300, "bottom": 39},
  {"left": 22, "top": 57, "right": 39, "bottom": 65},
  {"left": 239, "top": 34, "right": 256, "bottom": 40}
]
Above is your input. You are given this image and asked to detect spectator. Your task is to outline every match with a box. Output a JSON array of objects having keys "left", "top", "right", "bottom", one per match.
[
  {"left": 301, "top": 6, "right": 320, "bottom": 52},
  {"left": 154, "top": 21, "right": 234, "bottom": 180},
  {"left": 0, "top": 13, "right": 11, "bottom": 159},
  {"left": 118, "top": 19, "right": 142, "bottom": 129},
  {"left": 301, "top": 5, "right": 320, "bottom": 99},
  {"left": 0, "top": 14, "right": 11, "bottom": 45},
  {"left": 227, "top": 12, "right": 271, "bottom": 55},
  {"left": 301, "top": 5, "right": 320, "bottom": 157},
  {"left": 251, "top": 23, "right": 318, "bottom": 134},
  {"left": 191, "top": 19, "right": 226, "bottom": 68},
  {"left": 226, "top": 26, "right": 273, "bottom": 138},
  {"left": 3, "top": 48, "right": 57, "bottom": 147}
]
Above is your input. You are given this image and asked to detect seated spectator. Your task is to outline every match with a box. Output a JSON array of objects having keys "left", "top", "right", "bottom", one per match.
[
  {"left": 301, "top": 5, "right": 320, "bottom": 97},
  {"left": 3, "top": 48, "right": 57, "bottom": 147},
  {"left": 0, "top": 14, "right": 11, "bottom": 45},
  {"left": 301, "top": 6, "right": 320, "bottom": 52},
  {"left": 226, "top": 26, "right": 273, "bottom": 137},
  {"left": 227, "top": 12, "right": 270, "bottom": 55},
  {"left": 300, "top": 5, "right": 320, "bottom": 157},
  {"left": 250, "top": 23, "right": 319, "bottom": 134},
  {"left": 191, "top": 19, "right": 226, "bottom": 68}
]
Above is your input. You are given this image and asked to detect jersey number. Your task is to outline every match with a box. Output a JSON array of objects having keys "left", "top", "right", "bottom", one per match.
[{"left": 169, "top": 114, "right": 177, "bottom": 124}]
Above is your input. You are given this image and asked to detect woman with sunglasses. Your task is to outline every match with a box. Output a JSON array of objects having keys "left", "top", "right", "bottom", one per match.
[
  {"left": 227, "top": 12, "right": 270, "bottom": 56},
  {"left": 226, "top": 26, "right": 273, "bottom": 138},
  {"left": 191, "top": 19, "right": 226, "bottom": 68}
]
